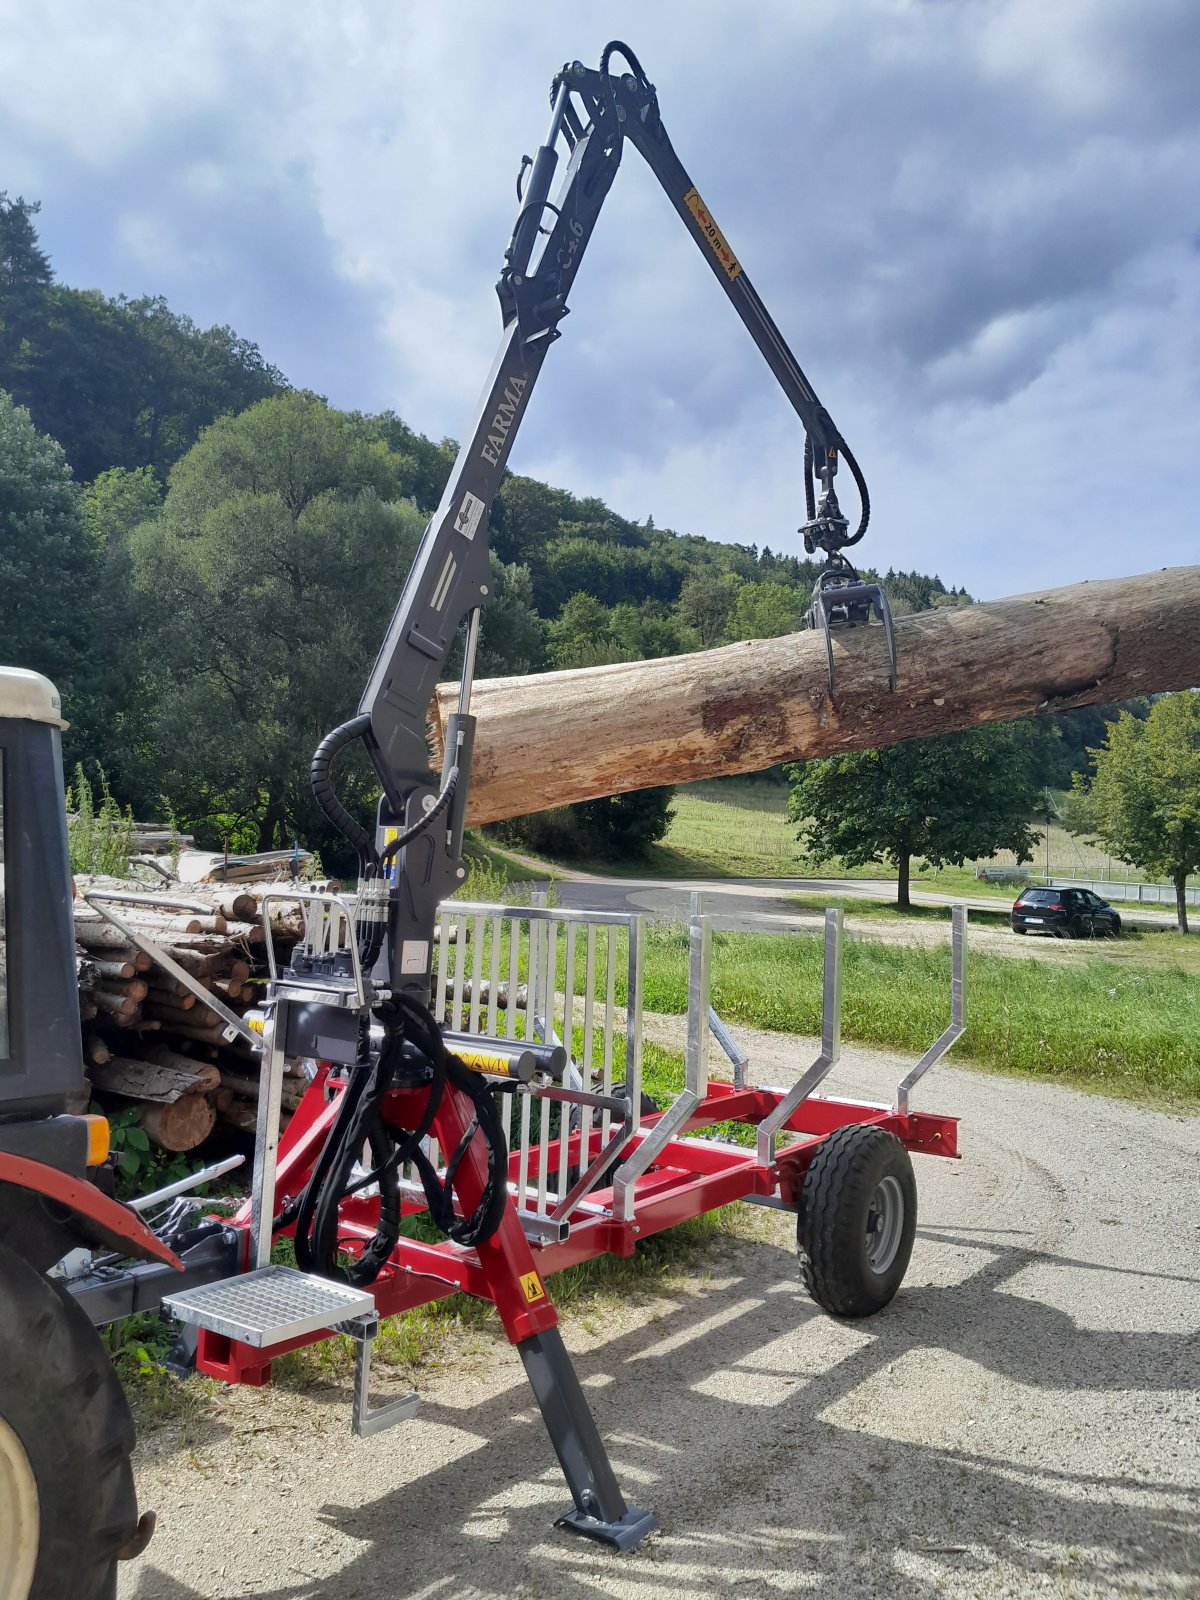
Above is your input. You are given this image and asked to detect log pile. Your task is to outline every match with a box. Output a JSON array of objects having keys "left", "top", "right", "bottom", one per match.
[{"left": 73, "top": 877, "right": 327, "bottom": 1159}]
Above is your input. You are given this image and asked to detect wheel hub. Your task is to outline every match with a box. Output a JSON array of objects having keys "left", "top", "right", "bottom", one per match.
[
  {"left": 0, "top": 1414, "right": 38, "bottom": 1600},
  {"left": 864, "top": 1175, "right": 905, "bottom": 1274}
]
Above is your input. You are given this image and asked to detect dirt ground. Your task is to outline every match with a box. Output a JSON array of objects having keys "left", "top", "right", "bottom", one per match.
[{"left": 119, "top": 1025, "right": 1199, "bottom": 1600}]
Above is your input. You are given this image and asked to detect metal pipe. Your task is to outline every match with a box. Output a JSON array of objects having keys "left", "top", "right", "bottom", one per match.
[
  {"left": 128, "top": 1154, "right": 246, "bottom": 1213},
  {"left": 249, "top": 999, "right": 288, "bottom": 1270},
  {"left": 895, "top": 902, "right": 967, "bottom": 1113},
  {"left": 756, "top": 908, "right": 843, "bottom": 1165},
  {"left": 458, "top": 609, "right": 481, "bottom": 714},
  {"left": 508, "top": 82, "right": 570, "bottom": 275}
]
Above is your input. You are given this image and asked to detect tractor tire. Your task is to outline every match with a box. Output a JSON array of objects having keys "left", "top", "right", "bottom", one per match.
[
  {"left": 0, "top": 1241, "right": 141, "bottom": 1600},
  {"left": 797, "top": 1125, "right": 917, "bottom": 1318}
]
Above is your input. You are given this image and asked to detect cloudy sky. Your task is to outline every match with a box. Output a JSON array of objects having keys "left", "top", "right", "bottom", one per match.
[{"left": 4, "top": 0, "right": 1197, "bottom": 599}]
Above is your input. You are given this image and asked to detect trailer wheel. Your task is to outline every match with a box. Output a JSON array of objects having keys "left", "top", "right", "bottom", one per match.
[
  {"left": 797, "top": 1126, "right": 917, "bottom": 1318},
  {"left": 0, "top": 1241, "right": 140, "bottom": 1600}
]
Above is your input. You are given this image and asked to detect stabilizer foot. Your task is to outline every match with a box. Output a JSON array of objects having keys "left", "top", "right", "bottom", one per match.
[
  {"left": 557, "top": 1505, "right": 658, "bottom": 1552},
  {"left": 518, "top": 1326, "right": 657, "bottom": 1550}
]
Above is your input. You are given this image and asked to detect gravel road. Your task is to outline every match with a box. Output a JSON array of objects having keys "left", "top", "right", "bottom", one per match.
[{"left": 120, "top": 1026, "right": 1199, "bottom": 1600}]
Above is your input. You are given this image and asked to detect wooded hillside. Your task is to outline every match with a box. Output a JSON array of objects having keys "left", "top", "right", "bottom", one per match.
[{"left": 0, "top": 190, "right": 1147, "bottom": 859}]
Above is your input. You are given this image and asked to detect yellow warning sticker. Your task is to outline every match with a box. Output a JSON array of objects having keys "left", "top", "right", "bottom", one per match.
[
  {"left": 683, "top": 187, "right": 741, "bottom": 280},
  {"left": 519, "top": 1271, "right": 546, "bottom": 1304},
  {"left": 457, "top": 1049, "right": 511, "bottom": 1077}
]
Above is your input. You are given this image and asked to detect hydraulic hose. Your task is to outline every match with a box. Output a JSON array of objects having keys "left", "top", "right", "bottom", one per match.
[
  {"left": 311, "top": 714, "right": 375, "bottom": 868},
  {"left": 284, "top": 991, "right": 508, "bottom": 1287}
]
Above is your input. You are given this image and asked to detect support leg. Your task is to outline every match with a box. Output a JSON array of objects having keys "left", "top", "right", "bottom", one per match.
[
  {"left": 424, "top": 1077, "right": 657, "bottom": 1549},
  {"left": 518, "top": 1327, "right": 658, "bottom": 1551}
]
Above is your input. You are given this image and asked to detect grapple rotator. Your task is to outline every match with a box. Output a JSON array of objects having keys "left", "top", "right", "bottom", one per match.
[{"left": 800, "top": 443, "right": 898, "bottom": 698}]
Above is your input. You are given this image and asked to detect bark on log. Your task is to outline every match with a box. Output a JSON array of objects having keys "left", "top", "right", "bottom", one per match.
[
  {"left": 92, "top": 1056, "right": 220, "bottom": 1103},
  {"left": 211, "top": 890, "right": 258, "bottom": 923},
  {"left": 93, "top": 989, "right": 139, "bottom": 1020},
  {"left": 91, "top": 957, "right": 137, "bottom": 982},
  {"left": 220, "top": 1099, "right": 286, "bottom": 1137},
  {"left": 146, "top": 978, "right": 195, "bottom": 1006},
  {"left": 73, "top": 922, "right": 143, "bottom": 954},
  {"left": 430, "top": 565, "right": 1200, "bottom": 823},
  {"left": 156, "top": 1020, "right": 231, "bottom": 1047},
  {"left": 218, "top": 1070, "right": 305, "bottom": 1112},
  {"left": 145, "top": 1000, "right": 220, "bottom": 1031}
]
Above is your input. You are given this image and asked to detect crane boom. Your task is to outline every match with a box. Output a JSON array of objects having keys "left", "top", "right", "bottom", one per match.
[{"left": 317, "top": 41, "right": 886, "bottom": 1002}]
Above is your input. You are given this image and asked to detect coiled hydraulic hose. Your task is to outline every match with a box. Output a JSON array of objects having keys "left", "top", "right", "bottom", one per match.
[{"left": 286, "top": 992, "right": 508, "bottom": 1284}]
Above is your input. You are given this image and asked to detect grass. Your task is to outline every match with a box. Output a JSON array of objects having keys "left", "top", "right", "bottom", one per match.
[
  {"left": 536, "top": 919, "right": 1200, "bottom": 1106},
  {"left": 459, "top": 834, "right": 556, "bottom": 894},
  {"left": 498, "top": 776, "right": 1160, "bottom": 900},
  {"left": 648, "top": 927, "right": 1200, "bottom": 1106},
  {"left": 652, "top": 777, "right": 804, "bottom": 878},
  {"left": 786, "top": 893, "right": 1012, "bottom": 924},
  {"left": 437, "top": 897, "right": 1200, "bottom": 1102}
]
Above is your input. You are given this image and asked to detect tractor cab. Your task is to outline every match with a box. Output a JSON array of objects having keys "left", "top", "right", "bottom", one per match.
[{"left": 0, "top": 668, "right": 89, "bottom": 1144}]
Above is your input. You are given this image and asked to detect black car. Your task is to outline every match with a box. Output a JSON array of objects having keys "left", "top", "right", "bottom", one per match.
[{"left": 1011, "top": 886, "right": 1122, "bottom": 938}]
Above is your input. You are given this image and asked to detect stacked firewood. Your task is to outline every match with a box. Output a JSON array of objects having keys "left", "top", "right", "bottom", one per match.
[{"left": 73, "top": 877, "right": 324, "bottom": 1159}]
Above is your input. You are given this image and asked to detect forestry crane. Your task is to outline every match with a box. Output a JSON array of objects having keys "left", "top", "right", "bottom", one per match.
[{"left": 0, "top": 43, "right": 913, "bottom": 1596}]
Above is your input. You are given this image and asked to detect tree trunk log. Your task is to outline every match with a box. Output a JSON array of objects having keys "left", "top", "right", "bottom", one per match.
[
  {"left": 429, "top": 566, "right": 1200, "bottom": 823},
  {"left": 140, "top": 1095, "right": 215, "bottom": 1152},
  {"left": 83, "top": 1034, "right": 111, "bottom": 1068},
  {"left": 220, "top": 1099, "right": 286, "bottom": 1137},
  {"left": 92, "top": 1056, "right": 220, "bottom": 1103}
]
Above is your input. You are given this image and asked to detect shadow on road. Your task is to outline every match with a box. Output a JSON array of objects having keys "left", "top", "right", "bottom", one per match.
[{"left": 128, "top": 1225, "right": 1199, "bottom": 1599}]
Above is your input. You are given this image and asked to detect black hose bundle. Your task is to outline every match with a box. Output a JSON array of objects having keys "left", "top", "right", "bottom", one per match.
[{"left": 287, "top": 992, "right": 509, "bottom": 1286}]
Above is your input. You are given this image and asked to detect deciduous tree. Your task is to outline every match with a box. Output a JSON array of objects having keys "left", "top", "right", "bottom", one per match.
[
  {"left": 0, "top": 390, "right": 100, "bottom": 757},
  {"left": 1070, "top": 693, "right": 1200, "bottom": 933},
  {"left": 128, "top": 394, "right": 420, "bottom": 852},
  {"left": 787, "top": 722, "right": 1045, "bottom": 908}
]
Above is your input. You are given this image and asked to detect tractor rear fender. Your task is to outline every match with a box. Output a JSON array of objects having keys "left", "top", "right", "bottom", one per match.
[{"left": 0, "top": 1152, "right": 183, "bottom": 1272}]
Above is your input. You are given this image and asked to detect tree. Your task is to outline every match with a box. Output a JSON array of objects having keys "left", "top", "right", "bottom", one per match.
[
  {"left": 127, "top": 394, "right": 421, "bottom": 852},
  {"left": 569, "top": 786, "right": 675, "bottom": 859},
  {"left": 545, "top": 592, "right": 624, "bottom": 670},
  {"left": 0, "top": 390, "right": 101, "bottom": 757},
  {"left": 676, "top": 569, "right": 739, "bottom": 647},
  {"left": 79, "top": 467, "right": 165, "bottom": 777},
  {"left": 787, "top": 722, "right": 1044, "bottom": 908},
  {"left": 724, "top": 580, "right": 807, "bottom": 641},
  {"left": 475, "top": 558, "right": 544, "bottom": 678},
  {"left": 1, "top": 196, "right": 285, "bottom": 481},
  {"left": 0, "top": 194, "right": 53, "bottom": 375},
  {"left": 1070, "top": 693, "right": 1200, "bottom": 933}
]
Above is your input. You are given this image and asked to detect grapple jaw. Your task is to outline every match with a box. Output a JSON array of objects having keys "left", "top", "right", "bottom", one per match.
[{"left": 806, "top": 561, "right": 897, "bottom": 697}]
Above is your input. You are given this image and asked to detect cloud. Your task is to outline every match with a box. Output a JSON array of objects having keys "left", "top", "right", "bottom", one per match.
[{"left": 3, "top": 0, "right": 1198, "bottom": 597}]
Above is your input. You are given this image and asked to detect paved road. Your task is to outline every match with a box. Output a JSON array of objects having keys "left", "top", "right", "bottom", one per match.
[
  {"left": 521, "top": 871, "right": 1174, "bottom": 939},
  {"left": 121, "top": 1025, "right": 1199, "bottom": 1599}
]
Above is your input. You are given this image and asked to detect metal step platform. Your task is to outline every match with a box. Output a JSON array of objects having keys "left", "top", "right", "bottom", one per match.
[
  {"left": 163, "top": 1267, "right": 420, "bottom": 1438},
  {"left": 163, "top": 1265, "right": 374, "bottom": 1347}
]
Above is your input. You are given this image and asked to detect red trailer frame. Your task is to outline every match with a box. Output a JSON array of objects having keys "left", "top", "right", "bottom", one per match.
[
  {"left": 155, "top": 896, "right": 967, "bottom": 1550},
  {"left": 196, "top": 1065, "right": 957, "bottom": 1386}
]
